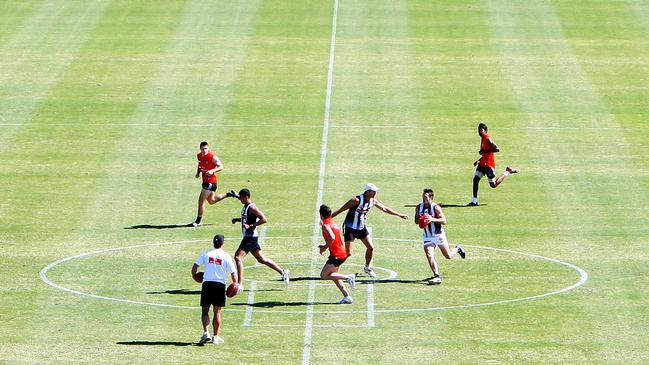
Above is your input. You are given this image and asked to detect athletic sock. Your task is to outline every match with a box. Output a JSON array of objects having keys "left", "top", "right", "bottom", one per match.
[
  {"left": 195, "top": 216, "right": 202, "bottom": 224},
  {"left": 503, "top": 171, "right": 510, "bottom": 177},
  {"left": 471, "top": 198, "right": 478, "bottom": 204}
]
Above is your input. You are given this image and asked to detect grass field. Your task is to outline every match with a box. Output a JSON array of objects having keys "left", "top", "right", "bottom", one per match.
[{"left": 2, "top": 1, "right": 649, "bottom": 364}]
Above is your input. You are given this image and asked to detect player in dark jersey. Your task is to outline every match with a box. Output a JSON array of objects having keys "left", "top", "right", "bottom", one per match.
[
  {"left": 331, "top": 183, "right": 409, "bottom": 278},
  {"left": 231, "top": 188, "right": 289, "bottom": 291},
  {"left": 191, "top": 141, "right": 238, "bottom": 227},
  {"left": 468, "top": 123, "right": 518, "bottom": 206}
]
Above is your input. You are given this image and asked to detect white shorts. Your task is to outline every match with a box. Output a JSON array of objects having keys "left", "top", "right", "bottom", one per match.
[{"left": 423, "top": 233, "right": 448, "bottom": 247}]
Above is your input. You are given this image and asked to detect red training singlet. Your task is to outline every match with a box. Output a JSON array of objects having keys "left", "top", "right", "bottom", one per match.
[
  {"left": 479, "top": 133, "right": 496, "bottom": 168},
  {"left": 322, "top": 218, "right": 347, "bottom": 259},
  {"left": 197, "top": 151, "right": 218, "bottom": 184}
]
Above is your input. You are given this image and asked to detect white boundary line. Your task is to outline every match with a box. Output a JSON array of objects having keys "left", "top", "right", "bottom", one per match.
[
  {"left": 39, "top": 241, "right": 587, "bottom": 314},
  {"left": 303, "top": 1, "right": 338, "bottom": 363},
  {"left": 243, "top": 281, "right": 257, "bottom": 327}
]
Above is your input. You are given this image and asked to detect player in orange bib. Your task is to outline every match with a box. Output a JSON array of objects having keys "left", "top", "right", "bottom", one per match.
[
  {"left": 468, "top": 123, "right": 518, "bottom": 206},
  {"left": 318, "top": 204, "right": 356, "bottom": 304},
  {"left": 191, "top": 141, "right": 238, "bottom": 227}
]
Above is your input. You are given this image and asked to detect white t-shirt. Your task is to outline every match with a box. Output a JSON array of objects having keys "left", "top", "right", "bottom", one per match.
[{"left": 194, "top": 248, "right": 237, "bottom": 284}]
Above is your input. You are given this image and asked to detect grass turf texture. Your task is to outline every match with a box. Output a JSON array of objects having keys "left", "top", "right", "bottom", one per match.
[{"left": 1, "top": 0, "right": 649, "bottom": 363}]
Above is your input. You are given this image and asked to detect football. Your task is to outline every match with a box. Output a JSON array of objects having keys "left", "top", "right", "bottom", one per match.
[
  {"left": 418, "top": 214, "right": 433, "bottom": 229},
  {"left": 226, "top": 283, "right": 240, "bottom": 298},
  {"left": 192, "top": 272, "right": 204, "bottom": 283}
]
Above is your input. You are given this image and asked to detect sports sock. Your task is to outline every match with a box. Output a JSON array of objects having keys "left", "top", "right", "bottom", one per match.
[
  {"left": 471, "top": 198, "right": 478, "bottom": 204},
  {"left": 503, "top": 171, "right": 510, "bottom": 177},
  {"left": 195, "top": 216, "right": 202, "bottom": 224}
]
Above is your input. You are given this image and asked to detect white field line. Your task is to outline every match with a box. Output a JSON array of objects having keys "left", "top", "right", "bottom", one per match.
[
  {"left": 242, "top": 227, "right": 265, "bottom": 326},
  {"left": 242, "top": 281, "right": 257, "bottom": 327},
  {"left": 366, "top": 283, "right": 375, "bottom": 327},
  {"left": 303, "top": 1, "right": 339, "bottom": 364},
  {"left": 2, "top": 122, "right": 644, "bottom": 132}
]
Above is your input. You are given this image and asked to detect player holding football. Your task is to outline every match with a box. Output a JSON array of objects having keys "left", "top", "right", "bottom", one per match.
[
  {"left": 191, "top": 234, "right": 238, "bottom": 344},
  {"left": 232, "top": 188, "right": 290, "bottom": 290},
  {"left": 331, "top": 183, "right": 409, "bottom": 278},
  {"left": 468, "top": 123, "right": 518, "bottom": 206},
  {"left": 318, "top": 204, "right": 356, "bottom": 304},
  {"left": 191, "top": 141, "right": 238, "bottom": 227},
  {"left": 415, "top": 188, "right": 465, "bottom": 285}
]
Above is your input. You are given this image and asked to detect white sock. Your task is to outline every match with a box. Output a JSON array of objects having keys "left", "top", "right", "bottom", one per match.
[
  {"left": 472, "top": 198, "right": 478, "bottom": 204},
  {"left": 503, "top": 171, "right": 510, "bottom": 177}
]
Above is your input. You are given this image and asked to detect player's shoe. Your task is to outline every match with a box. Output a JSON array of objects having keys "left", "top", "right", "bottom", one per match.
[
  {"left": 199, "top": 333, "right": 211, "bottom": 344},
  {"left": 282, "top": 269, "right": 291, "bottom": 288},
  {"left": 212, "top": 336, "right": 224, "bottom": 344},
  {"left": 456, "top": 244, "right": 466, "bottom": 259},
  {"left": 226, "top": 189, "right": 240, "bottom": 199},
  {"left": 190, "top": 221, "right": 202, "bottom": 228},
  {"left": 336, "top": 296, "right": 353, "bottom": 304},
  {"left": 505, "top": 166, "right": 518, "bottom": 174},
  {"left": 429, "top": 275, "right": 442, "bottom": 285},
  {"left": 363, "top": 266, "right": 377, "bottom": 279},
  {"left": 466, "top": 201, "right": 479, "bottom": 207},
  {"left": 346, "top": 273, "right": 356, "bottom": 290}
]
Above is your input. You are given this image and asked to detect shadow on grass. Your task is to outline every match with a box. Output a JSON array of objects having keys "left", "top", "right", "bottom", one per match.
[
  {"left": 146, "top": 288, "right": 283, "bottom": 295},
  {"left": 404, "top": 203, "right": 487, "bottom": 208},
  {"left": 117, "top": 340, "right": 199, "bottom": 347},
  {"left": 124, "top": 223, "right": 214, "bottom": 229},
  {"left": 231, "top": 301, "right": 329, "bottom": 308}
]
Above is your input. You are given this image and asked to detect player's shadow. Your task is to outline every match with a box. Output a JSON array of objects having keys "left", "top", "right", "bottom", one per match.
[
  {"left": 146, "top": 288, "right": 283, "bottom": 295},
  {"left": 146, "top": 289, "right": 201, "bottom": 295},
  {"left": 117, "top": 340, "right": 197, "bottom": 347},
  {"left": 124, "top": 223, "right": 214, "bottom": 229},
  {"left": 404, "top": 203, "right": 486, "bottom": 208},
  {"left": 231, "top": 301, "right": 328, "bottom": 308}
]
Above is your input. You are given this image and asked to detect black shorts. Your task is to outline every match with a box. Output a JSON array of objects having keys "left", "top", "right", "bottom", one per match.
[
  {"left": 238, "top": 236, "right": 261, "bottom": 253},
  {"left": 326, "top": 256, "right": 347, "bottom": 267},
  {"left": 200, "top": 281, "right": 226, "bottom": 307},
  {"left": 201, "top": 182, "right": 218, "bottom": 191},
  {"left": 343, "top": 226, "right": 369, "bottom": 241},
  {"left": 475, "top": 164, "right": 496, "bottom": 179}
]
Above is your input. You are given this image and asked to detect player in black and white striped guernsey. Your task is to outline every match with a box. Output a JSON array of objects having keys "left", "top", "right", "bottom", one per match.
[
  {"left": 415, "top": 188, "right": 465, "bottom": 285},
  {"left": 332, "top": 183, "right": 409, "bottom": 278},
  {"left": 232, "top": 188, "right": 290, "bottom": 291}
]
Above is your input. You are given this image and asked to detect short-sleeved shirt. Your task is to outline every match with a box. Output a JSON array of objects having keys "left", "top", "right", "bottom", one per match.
[
  {"left": 478, "top": 133, "right": 496, "bottom": 168},
  {"left": 194, "top": 248, "right": 237, "bottom": 284},
  {"left": 197, "top": 151, "right": 218, "bottom": 184},
  {"left": 417, "top": 202, "right": 444, "bottom": 239},
  {"left": 322, "top": 218, "right": 347, "bottom": 259}
]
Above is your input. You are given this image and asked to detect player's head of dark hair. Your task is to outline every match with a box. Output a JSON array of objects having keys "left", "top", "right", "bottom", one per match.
[
  {"left": 238, "top": 188, "right": 251, "bottom": 198},
  {"left": 200, "top": 141, "right": 209, "bottom": 148},
  {"left": 319, "top": 204, "right": 332, "bottom": 218},
  {"left": 213, "top": 234, "right": 225, "bottom": 248},
  {"left": 423, "top": 188, "right": 434, "bottom": 198},
  {"left": 478, "top": 122, "right": 488, "bottom": 132}
]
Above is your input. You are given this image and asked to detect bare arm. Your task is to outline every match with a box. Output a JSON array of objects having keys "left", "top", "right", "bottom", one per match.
[
  {"left": 374, "top": 199, "right": 409, "bottom": 220},
  {"left": 205, "top": 155, "right": 224, "bottom": 176},
  {"left": 245, "top": 204, "right": 267, "bottom": 230},
  {"left": 430, "top": 205, "right": 447, "bottom": 225},
  {"left": 319, "top": 224, "right": 335, "bottom": 254},
  {"left": 191, "top": 263, "right": 199, "bottom": 276},
  {"left": 331, "top": 197, "right": 359, "bottom": 218}
]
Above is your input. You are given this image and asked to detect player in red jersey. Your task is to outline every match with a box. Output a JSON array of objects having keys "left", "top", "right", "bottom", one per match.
[
  {"left": 468, "top": 123, "right": 518, "bottom": 206},
  {"left": 191, "top": 141, "right": 238, "bottom": 227},
  {"left": 319, "top": 204, "right": 356, "bottom": 304}
]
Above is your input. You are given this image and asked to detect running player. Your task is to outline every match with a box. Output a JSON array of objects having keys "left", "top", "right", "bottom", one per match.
[
  {"left": 416, "top": 188, "right": 465, "bottom": 285},
  {"left": 318, "top": 204, "right": 356, "bottom": 304},
  {"left": 191, "top": 234, "right": 238, "bottom": 344},
  {"left": 331, "top": 183, "right": 409, "bottom": 278},
  {"left": 191, "top": 141, "right": 238, "bottom": 227},
  {"left": 468, "top": 123, "right": 518, "bottom": 206},
  {"left": 231, "top": 188, "right": 289, "bottom": 291}
]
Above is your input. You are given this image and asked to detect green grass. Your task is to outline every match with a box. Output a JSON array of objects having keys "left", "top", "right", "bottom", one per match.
[{"left": 2, "top": 0, "right": 649, "bottom": 363}]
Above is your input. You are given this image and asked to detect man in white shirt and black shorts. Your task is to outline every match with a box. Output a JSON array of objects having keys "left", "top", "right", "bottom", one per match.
[{"left": 191, "top": 234, "right": 238, "bottom": 344}]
